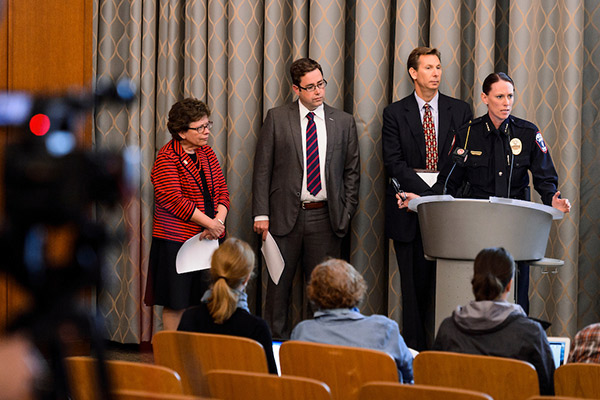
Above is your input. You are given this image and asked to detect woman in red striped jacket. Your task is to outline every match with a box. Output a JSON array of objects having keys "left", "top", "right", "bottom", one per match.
[{"left": 144, "top": 98, "right": 230, "bottom": 330}]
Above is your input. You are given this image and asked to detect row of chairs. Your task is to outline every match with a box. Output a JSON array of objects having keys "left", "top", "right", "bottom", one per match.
[{"left": 65, "top": 331, "right": 600, "bottom": 399}]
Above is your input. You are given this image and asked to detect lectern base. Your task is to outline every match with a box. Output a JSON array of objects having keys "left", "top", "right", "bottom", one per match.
[{"left": 434, "top": 259, "right": 515, "bottom": 335}]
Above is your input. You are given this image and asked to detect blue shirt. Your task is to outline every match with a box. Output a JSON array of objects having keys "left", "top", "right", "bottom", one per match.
[{"left": 291, "top": 308, "right": 414, "bottom": 382}]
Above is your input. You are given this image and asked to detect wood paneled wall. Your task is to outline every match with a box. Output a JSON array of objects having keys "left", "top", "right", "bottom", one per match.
[{"left": 0, "top": 0, "right": 92, "bottom": 331}]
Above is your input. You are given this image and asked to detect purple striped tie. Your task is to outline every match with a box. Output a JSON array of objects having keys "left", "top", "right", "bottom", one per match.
[{"left": 306, "top": 111, "right": 322, "bottom": 196}]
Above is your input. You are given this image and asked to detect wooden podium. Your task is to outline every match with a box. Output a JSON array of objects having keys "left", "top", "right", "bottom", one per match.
[{"left": 408, "top": 195, "right": 564, "bottom": 332}]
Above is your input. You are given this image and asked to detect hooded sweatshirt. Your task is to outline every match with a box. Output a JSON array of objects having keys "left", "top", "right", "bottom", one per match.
[{"left": 433, "top": 300, "right": 555, "bottom": 395}]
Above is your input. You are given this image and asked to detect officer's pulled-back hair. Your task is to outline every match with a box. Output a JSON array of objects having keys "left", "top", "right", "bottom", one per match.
[
  {"left": 471, "top": 247, "right": 515, "bottom": 301},
  {"left": 482, "top": 72, "right": 514, "bottom": 95}
]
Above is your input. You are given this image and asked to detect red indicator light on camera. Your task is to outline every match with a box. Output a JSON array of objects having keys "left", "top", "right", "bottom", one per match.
[{"left": 29, "top": 113, "right": 51, "bottom": 136}]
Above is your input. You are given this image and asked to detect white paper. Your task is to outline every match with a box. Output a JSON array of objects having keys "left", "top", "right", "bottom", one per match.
[
  {"left": 417, "top": 171, "right": 439, "bottom": 188},
  {"left": 176, "top": 234, "right": 219, "bottom": 274},
  {"left": 261, "top": 232, "right": 284, "bottom": 285}
]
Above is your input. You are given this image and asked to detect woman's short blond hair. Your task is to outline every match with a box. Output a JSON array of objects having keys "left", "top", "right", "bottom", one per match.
[{"left": 307, "top": 259, "right": 367, "bottom": 310}]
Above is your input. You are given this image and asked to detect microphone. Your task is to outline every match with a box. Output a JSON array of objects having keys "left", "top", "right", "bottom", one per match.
[
  {"left": 500, "top": 120, "right": 513, "bottom": 198},
  {"left": 443, "top": 147, "right": 468, "bottom": 195}
]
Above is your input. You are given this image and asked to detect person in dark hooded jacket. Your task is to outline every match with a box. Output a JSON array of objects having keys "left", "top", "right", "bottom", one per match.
[{"left": 433, "top": 247, "right": 555, "bottom": 395}]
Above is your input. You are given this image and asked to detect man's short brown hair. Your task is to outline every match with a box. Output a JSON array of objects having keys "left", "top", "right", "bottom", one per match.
[
  {"left": 406, "top": 47, "right": 442, "bottom": 80},
  {"left": 290, "top": 58, "right": 323, "bottom": 87}
]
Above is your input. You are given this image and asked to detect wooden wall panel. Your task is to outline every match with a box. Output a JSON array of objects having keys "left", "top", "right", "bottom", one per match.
[
  {"left": 8, "top": 1, "right": 90, "bottom": 93},
  {"left": 0, "top": 0, "right": 8, "bottom": 332},
  {"left": 0, "top": 0, "right": 92, "bottom": 331}
]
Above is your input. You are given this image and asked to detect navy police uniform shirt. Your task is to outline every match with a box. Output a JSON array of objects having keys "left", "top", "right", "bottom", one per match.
[{"left": 432, "top": 113, "right": 559, "bottom": 206}]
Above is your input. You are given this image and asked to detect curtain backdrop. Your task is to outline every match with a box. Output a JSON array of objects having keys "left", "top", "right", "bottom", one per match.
[{"left": 94, "top": 0, "right": 599, "bottom": 344}]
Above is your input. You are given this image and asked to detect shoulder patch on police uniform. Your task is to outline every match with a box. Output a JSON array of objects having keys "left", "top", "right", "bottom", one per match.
[{"left": 535, "top": 132, "right": 548, "bottom": 153}]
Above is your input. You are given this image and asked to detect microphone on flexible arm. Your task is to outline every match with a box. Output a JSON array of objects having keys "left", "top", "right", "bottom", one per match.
[
  {"left": 503, "top": 119, "right": 514, "bottom": 198},
  {"left": 443, "top": 146, "right": 468, "bottom": 195},
  {"left": 442, "top": 118, "right": 478, "bottom": 195}
]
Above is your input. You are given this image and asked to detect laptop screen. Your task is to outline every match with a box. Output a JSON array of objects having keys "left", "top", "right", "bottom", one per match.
[
  {"left": 272, "top": 340, "right": 283, "bottom": 375},
  {"left": 547, "top": 336, "right": 571, "bottom": 368}
]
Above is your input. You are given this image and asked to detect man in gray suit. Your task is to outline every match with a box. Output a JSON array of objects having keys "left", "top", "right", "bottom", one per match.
[{"left": 252, "top": 57, "right": 360, "bottom": 339}]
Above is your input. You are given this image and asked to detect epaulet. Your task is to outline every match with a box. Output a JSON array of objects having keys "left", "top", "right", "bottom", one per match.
[
  {"left": 509, "top": 115, "right": 537, "bottom": 130},
  {"left": 458, "top": 116, "right": 484, "bottom": 130}
]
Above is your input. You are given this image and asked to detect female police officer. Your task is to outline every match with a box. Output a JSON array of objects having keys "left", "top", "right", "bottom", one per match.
[{"left": 399, "top": 72, "right": 571, "bottom": 313}]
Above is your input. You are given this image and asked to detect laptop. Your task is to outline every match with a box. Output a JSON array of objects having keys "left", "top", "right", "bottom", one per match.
[
  {"left": 272, "top": 340, "right": 283, "bottom": 375},
  {"left": 547, "top": 336, "right": 571, "bottom": 368}
]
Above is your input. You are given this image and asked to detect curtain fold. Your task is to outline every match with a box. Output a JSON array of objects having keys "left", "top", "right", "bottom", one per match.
[{"left": 94, "top": 0, "right": 597, "bottom": 343}]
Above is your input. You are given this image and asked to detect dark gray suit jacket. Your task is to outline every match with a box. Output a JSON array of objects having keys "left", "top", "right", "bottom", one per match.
[
  {"left": 382, "top": 93, "right": 472, "bottom": 242},
  {"left": 252, "top": 101, "right": 360, "bottom": 237}
]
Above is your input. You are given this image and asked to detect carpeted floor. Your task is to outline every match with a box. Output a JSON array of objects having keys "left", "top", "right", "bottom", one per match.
[{"left": 103, "top": 341, "right": 154, "bottom": 364}]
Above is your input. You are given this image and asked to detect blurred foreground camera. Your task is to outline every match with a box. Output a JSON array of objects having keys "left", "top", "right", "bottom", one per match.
[{"left": 0, "top": 78, "right": 137, "bottom": 399}]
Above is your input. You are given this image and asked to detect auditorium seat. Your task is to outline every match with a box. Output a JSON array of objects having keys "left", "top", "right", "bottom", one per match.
[
  {"left": 279, "top": 340, "right": 398, "bottom": 400},
  {"left": 359, "top": 381, "right": 493, "bottom": 400},
  {"left": 206, "top": 369, "right": 332, "bottom": 400},
  {"left": 413, "top": 351, "right": 539, "bottom": 400},
  {"left": 152, "top": 331, "right": 268, "bottom": 396},
  {"left": 112, "top": 389, "right": 215, "bottom": 400},
  {"left": 65, "top": 356, "right": 184, "bottom": 399},
  {"left": 555, "top": 363, "right": 600, "bottom": 398}
]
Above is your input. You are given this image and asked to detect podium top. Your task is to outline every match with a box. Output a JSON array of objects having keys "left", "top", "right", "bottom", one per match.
[
  {"left": 408, "top": 195, "right": 564, "bottom": 220},
  {"left": 410, "top": 195, "right": 563, "bottom": 260}
]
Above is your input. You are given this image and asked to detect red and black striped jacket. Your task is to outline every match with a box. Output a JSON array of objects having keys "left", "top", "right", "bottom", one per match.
[{"left": 151, "top": 139, "right": 229, "bottom": 242}]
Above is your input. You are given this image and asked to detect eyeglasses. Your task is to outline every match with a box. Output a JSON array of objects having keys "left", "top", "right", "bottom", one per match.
[
  {"left": 296, "top": 79, "right": 327, "bottom": 92},
  {"left": 187, "top": 121, "right": 214, "bottom": 133}
]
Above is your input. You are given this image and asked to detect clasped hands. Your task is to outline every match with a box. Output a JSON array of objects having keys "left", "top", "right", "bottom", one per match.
[{"left": 199, "top": 217, "right": 225, "bottom": 240}]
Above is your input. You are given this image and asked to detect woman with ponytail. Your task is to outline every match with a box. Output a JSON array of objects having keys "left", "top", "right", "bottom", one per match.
[
  {"left": 177, "top": 238, "right": 277, "bottom": 374},
  {"left": 433, "top": 247, "right": 555, "bottom": 395}
]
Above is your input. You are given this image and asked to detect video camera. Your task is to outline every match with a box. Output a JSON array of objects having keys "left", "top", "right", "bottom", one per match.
[
  {"left": 0, "top": 78, "right": 136, "bottom": 300},
  {"left": 0, "top": 79, "right": 136, "bottom": 399}
]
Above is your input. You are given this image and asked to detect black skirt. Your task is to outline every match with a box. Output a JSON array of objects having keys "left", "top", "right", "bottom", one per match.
[{"left": 144, "top": 237, "right": 210, "bottom": 310}]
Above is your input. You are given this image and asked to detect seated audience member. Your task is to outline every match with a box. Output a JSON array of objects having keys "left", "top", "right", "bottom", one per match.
[
  {"left": 177, "top": 237, "right": 277, "bottom": 374},
  {"left": 433, "top": 247, "right": 555, "bottom": 395},
  {"left": 290, "top": 258, "right": 414, "bottom": 383},
  {"left": 568, "top": 322, "right": 600, "bottom": 363}
]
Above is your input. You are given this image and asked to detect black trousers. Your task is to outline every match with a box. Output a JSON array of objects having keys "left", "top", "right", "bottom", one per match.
[
  {"left": 393, "top": 231, "right": 436, "bottom": 352},
  {"left": 265, "top": 206, "right": 342, "bottom": 339},
  {"left": 516, "top": 261, "right": 530, "bottom": 314}
]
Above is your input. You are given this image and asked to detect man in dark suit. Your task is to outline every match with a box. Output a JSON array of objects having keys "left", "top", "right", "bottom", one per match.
[
  {"left": 252, "top": 57, "right": 360, "bottom": 339},
  {"left": 382, "top": 47, "right": 472, "bottom": 350}
]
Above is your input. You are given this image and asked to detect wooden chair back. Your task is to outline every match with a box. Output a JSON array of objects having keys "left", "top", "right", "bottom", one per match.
[
  {"left": 65, "top": 356, "right": 183, "bottom": 400},
  {"left": 111, "top": 389, "right": 213, "bottom": 400},
  {"left": 206, "top": 369, "right": 332, "bottom": 400},
  {"left": 413, "top": 351, "right": 539, "bottom": 400},
  {"left": 555, "top": 363, "right": 600, "bottom": 398},
  {"left": 152, "top": 331, "right": 268, "bottom": 396},
  {"left": 527, "top": 397, "right": 588, "bottom": 400},
  {"left": 359, "top": 382, "right": 493, "bottom": 400},
  {"left": 279, "top": 340, "right": 398, "bottom": 400},
  {"left": 111, "top": 389, "right": 214, "bottom": 400}
]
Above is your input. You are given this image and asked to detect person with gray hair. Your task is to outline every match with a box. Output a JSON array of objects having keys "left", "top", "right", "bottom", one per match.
[
  {"left": 290, "top": 258, "right": 413, "bottom": 383},
  {"left": 433, "top": 247, "right": 555, "bottom": 395}
]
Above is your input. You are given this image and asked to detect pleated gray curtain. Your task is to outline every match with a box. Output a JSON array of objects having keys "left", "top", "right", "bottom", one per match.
[{"left": 94, "top": 0, "right": 598, "bottom": 344}]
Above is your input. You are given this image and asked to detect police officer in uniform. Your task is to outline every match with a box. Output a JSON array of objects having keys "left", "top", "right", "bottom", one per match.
[{"left": 399, "top": 72, "right": 571, "bottom": 313}]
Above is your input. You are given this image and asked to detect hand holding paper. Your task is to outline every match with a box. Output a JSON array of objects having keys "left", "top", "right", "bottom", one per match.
[
  {"left": 176, "top": 234, "right": 219, "bottom": 274},
  {"left": 261, "top": 232, "right": 284, "bottom": 285}
]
